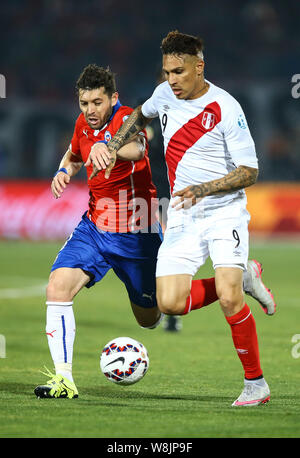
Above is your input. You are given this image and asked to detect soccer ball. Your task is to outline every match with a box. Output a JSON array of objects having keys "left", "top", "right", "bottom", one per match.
[{"left": 100, "top": 337, "right": 149, "bottom": 385}]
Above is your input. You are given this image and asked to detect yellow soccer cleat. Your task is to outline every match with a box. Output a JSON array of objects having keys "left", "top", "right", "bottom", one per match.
[{"left": 34, "top": 367, "right": 78, "bottom": 399}]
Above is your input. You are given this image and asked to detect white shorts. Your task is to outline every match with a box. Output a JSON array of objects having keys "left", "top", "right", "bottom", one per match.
[{"left": 156, "top": 203, "right": 250, "bottom": 277}]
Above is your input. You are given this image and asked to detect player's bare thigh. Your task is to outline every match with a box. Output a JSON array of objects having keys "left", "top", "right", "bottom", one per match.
[
  {"left": 46, "top": 267, "right": 91, "bottom": 302},
  {"left": 214, "top": 266, "right": 244, "bottom": 317},
  {"left": 156, "top": 269, "right": 244, "bottom": 317},
  {"left": 156, "top": 274, "right": 192, "bottom": 315}
]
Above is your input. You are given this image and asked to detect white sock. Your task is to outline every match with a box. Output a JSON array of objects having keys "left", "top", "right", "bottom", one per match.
[
  {"left": 46, "top": 301, "right": 75, "bottom": 382},
  {"left": 244, "top": 377, "right": 267, "bottom": 386},
  {"left": 55, "top": 363, "right": 74, "bottom": 382}
]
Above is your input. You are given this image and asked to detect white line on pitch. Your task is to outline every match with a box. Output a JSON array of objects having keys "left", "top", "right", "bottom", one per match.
[{"left": 0, "top": 283, "right": 47, "bottom": 299}]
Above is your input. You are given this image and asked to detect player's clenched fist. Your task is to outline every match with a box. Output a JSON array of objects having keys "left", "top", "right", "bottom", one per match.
[
  {"left": 85, "top": 142, "right": 116, "bottom": 180},
  {"left": 51, "top": 170, "right": 70, "bottom": 199},
  {"left": 172, "top": 184, "right": 205, "bottom": 210}
]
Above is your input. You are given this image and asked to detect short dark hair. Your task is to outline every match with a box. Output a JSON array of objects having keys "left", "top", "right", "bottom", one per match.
[
  {"left": 75, "top": 64, "right": 116, "bottom": 97},
  {"left": 161, "top": 30, "right": 204, "bottom": 57}
]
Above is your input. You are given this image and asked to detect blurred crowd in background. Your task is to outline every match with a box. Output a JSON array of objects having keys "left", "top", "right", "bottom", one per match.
[{"left": 0, "top": 0, "right": 299, "bottom": 199}]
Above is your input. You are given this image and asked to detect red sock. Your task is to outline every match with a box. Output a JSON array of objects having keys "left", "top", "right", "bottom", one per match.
[
  {"left": 225, "top": 303, "right": 263, "bottom": 380},
  {"left": 182, "top": 278, "right": 218, "bottom": 315}
]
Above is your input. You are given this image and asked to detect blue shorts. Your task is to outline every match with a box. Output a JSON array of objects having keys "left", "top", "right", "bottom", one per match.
[{"left": 51, "top": 213, "right": 163, "bottom": 308}]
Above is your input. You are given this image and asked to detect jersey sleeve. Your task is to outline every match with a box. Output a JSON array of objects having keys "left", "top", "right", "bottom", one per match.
[
  {"left": 221, "top": 98, "right": 258, "bottom": 169},
  {"left": 69, "top": 117, "right": 82, "bottom": 158},
  {"left": 141, "top": 85, "right": 161, "bottom": 119}
]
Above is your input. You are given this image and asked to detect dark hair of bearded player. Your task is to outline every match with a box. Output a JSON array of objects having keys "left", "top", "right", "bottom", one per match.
[{"left": 75, "top": 64, "right": 117, "bottom": 97}]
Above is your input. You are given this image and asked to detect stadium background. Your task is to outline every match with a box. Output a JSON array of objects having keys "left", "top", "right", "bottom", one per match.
[
  {"left": 0, "top": 0, "right": 300, "bottom": 440},
  {"left": 0, "top": 0, "right": 300, "bottom": 239}
]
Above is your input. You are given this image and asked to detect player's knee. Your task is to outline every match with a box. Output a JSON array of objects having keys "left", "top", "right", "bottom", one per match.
[
  {"left": 157, "top": 292, "right": 186, "bottom": 315},
  {"left": 218, "top": 291, "right": 244, "bottom": 316},
  {"left": 46, "top": 275, "right": 73, "bottom": 302},
  {"left": 156, "top": 275, "right": 191, "bottom": 315}
]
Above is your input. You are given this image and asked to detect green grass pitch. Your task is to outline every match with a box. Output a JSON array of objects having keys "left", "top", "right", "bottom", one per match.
[{"left": 0, "top": 238, "right": 300, "bottom": 438}]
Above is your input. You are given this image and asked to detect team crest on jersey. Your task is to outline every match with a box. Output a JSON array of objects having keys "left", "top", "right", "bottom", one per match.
[
  {"left": 202, "top": 112, "right": 216, "bottom": 130},
  {"left": 104, "top": 131, "right": 112, "bottom": 142}
]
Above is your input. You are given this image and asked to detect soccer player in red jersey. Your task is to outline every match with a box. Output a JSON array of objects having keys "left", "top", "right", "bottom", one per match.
[
  {"left": 34, "top": 64, "right": 164, "bottom": 399},
  {"left": 89, "top": 32, "right": 276, "bottom": 406}
]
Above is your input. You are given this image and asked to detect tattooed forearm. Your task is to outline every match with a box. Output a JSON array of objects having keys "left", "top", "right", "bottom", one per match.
[
  {"left": 190, "top": 166, "right": 258, "bottom": 198},
  {"left": 108, "top": 105, "right": 150, "bottom": 153}
]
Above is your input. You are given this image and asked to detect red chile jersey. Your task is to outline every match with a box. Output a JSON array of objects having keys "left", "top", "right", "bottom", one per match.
[{"left": 70, "top": 101, "right": 158, "bottom": 232}]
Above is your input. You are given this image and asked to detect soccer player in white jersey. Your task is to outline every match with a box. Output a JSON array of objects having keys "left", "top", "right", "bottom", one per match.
[{"left": 88, "top": 31, "right": 275, "bottom": 406}]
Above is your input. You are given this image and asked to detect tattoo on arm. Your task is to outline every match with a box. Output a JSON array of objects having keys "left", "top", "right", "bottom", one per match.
[
  {"left": 190, "top": 166, "right": 258, "bottom": 198},
  {"left": 108, "top": 105, "right": 150, "bottom": 153}
]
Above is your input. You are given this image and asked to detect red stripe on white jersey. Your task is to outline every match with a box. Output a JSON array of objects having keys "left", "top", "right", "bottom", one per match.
[{"left": 165, "top": 101, "right": 221, "bottom": 193}]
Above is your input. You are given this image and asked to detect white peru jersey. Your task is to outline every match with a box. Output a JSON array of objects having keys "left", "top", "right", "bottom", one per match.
[{"left": 142, "top": 80, "right": 258, "bottom": 217}]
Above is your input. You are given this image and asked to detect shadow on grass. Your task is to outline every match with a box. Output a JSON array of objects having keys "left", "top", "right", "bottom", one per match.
[
  {"left": 82, "top": 385, "right": 232, "bottom": 405},
  {"left": 0, "top": 381, "right": 231, "bottom": 405},
  {"left": 0, "top": 382, "right": 36, "bottom": 398},
  {"left": 6, "top": 382, "right": 295, "bottom": 408}
]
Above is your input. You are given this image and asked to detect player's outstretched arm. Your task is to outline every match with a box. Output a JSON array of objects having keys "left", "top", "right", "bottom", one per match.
[
  {"left": 86, "top": 135, "right": 146, "bottom": 180},
  {"left": 89, "top": 106, "right": 151, "bottom": 180},
  {"left": 172, "top": 165, "right": 258, "bottom": 210},
  {"left": 51, "top": 149, "right": 83, "bottom": 199},
  {"left": 109, "top": 105, "right": 151, "bottom": 151}
]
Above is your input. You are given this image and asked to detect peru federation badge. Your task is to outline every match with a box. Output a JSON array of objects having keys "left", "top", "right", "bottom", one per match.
[{"left": 202, "top": 111, "right": 216, "bottom": 130}]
